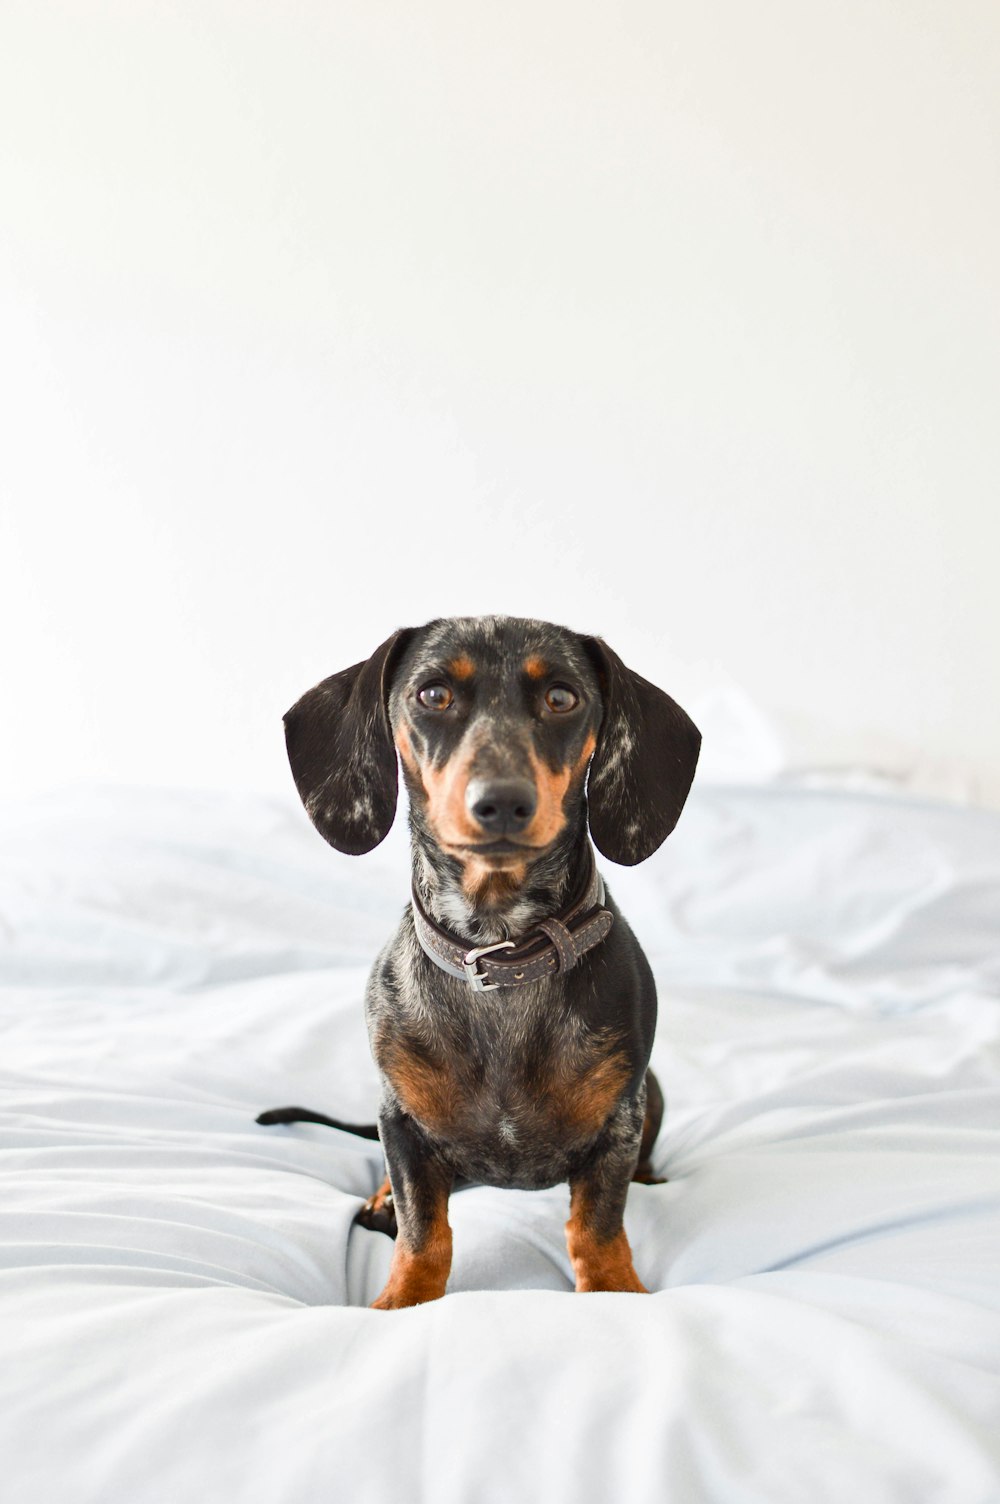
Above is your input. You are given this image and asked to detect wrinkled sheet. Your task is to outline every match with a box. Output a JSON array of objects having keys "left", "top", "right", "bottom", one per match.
[{"left": 1, "top": 784, "right": 998, "bottom": 1503}]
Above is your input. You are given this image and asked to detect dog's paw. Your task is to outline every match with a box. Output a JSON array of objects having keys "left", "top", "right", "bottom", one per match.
[
  {"left": 356, "top": 1182, "right": 398, "bottom": 1238},
  {"left": 631, "top": 1159, "right": 668, "bottom": 1186}
]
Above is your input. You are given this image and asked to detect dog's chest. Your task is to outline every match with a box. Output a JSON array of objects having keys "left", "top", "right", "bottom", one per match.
[{"left": 373, "top": 985, "right": 628, "bottom": 1185}]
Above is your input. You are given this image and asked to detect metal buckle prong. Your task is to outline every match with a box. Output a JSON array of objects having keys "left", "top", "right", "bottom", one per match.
[{"left": 462, "top": 939, "right": 515, "bottom": 992}]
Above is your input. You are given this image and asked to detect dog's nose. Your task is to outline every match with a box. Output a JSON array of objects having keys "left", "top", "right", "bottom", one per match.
[{"left": 466, "top": 778, "right": 537, "bottom": 837}]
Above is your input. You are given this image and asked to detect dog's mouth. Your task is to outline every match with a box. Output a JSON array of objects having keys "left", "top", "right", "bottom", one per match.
[
  {"left": 449, "top": 838, "right": 548, "bottom": 866},
  {"left": 459, "top": 839, "right": 536, "bottom": 858},
  {"left": 435, "top": 829, "right": 560, "bottom": 873}
]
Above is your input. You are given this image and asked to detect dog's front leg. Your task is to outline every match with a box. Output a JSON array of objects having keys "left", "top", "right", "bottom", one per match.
[
  {"left": 566, "top": 1095, "right": 648, "bottom": 1294},
  {"left": 370, "top": 1109, "right": 453, "bottom": 1310}
]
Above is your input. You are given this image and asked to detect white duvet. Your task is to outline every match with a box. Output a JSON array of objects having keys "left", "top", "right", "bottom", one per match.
[{"left": 1, "top": 783, "right": 998, "bottom": 1503}]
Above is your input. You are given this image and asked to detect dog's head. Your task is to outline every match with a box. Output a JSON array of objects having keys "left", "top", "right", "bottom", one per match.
[{"left": 283, "top": 615, "right": 701, "bottom": 871}]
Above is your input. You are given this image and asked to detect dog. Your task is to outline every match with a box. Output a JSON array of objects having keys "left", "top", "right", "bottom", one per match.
[{"left": 257, "top": 616, "right": 700, "bottom": 1307}]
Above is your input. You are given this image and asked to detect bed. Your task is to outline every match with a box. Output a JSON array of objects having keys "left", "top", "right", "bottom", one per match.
[{"left": 2, "top": 781, "right": 998, "bottom": 1502}]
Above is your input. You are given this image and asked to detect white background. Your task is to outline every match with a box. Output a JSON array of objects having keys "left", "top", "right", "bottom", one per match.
[{"left": 2, "top": 1, "right": 998, "bottom": 803}]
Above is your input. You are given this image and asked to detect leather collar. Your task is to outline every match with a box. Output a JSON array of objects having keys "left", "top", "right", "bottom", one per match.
[{"left": 410, "top": 844, "right": 614, "bottom": 992}]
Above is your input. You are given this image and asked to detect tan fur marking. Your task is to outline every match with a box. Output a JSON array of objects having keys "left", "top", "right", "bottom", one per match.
[
  {"left": 401, "top": 723, "right": 530, "bottom": 861},
  {"left": 379, "top": 1037, "right": 461, "bottom": 1138},
  {"left": 395, "top": 722, "right": 418, "bottom": 774},
  {"left": 578, "top": 729, "right": 598, "bottom": 767},
  {"left": 447, "top": 655, "right": 475, "bottom": 680},
  {"left": 524, "top": 655, "right": 547, "bottom": 679},
  {"left": 522, "top": 731, "right": 597, "bottom": 848},
  {"left": 461, "top": 856, "right": 529, "bottom": 906},
  {"left": 549, "top": 1052, "right": 630, "bottom": 1138},
  {"left": 371, "top": 1202, "right": 452, "bottom": 1309},
  {"left": 389, "top": 1057, "right": 453, "bottom": 1132},
  {"left": 566, "top": 1184, "right": 647, "bottom": 1294},
  {"left": 419, "top": 751, "right": 483, "bottom": 846}
]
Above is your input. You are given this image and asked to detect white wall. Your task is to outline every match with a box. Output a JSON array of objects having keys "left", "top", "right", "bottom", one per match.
[{"left": 2, "top": 2, "right": 998, "bottom": 804}]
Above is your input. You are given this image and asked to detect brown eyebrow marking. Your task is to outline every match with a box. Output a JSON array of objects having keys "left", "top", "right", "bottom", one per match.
[
  {"left": 447, "top": 655, "right": 475, "bottom": 680},
  {"left": 524, "top": 656, "right": 548, "bottom": 679}
]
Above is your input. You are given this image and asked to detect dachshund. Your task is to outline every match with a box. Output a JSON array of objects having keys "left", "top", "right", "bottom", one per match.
[{"left": 258, "top": 616, "right": 700, "bottom": 1307}]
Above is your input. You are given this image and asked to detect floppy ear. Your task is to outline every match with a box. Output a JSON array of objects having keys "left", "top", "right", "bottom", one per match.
[
  {"left": 581, "top": 637, "right": 701, "bottom": 866},
  {"left": 284, "top": 629, "right": 414, "bottom": 855}
]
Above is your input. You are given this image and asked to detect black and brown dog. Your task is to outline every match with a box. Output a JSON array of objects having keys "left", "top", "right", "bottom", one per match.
[{"left": 258, "top": 616, "right": 700, "bottom": 1308}]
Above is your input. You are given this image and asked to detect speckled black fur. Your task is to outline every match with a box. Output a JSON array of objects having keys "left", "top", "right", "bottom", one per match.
[{"left": 261, "top": 616, "right": 700, "bottom": 1297}]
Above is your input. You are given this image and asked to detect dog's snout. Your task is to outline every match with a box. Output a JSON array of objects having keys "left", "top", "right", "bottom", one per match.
[{"left": 466, "top": 778, "right": 537, "bottom": 837}]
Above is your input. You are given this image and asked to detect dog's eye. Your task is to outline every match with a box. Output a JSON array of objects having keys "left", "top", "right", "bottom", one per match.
[
  {"left": 417, "top": 683, "right": 454, "bottom": 711},
  {"left": 544, "top": 684, "right": 579, "bottom": 713}
]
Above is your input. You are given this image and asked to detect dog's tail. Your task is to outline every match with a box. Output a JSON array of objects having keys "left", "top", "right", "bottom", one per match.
[{"left": 255, "top": 1106, "right": 380, "bottom": 1140}]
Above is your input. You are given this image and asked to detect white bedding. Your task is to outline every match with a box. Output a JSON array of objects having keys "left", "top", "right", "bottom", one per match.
[{"left": 1, "top": 784, "right": 998, "bottom": 1503}]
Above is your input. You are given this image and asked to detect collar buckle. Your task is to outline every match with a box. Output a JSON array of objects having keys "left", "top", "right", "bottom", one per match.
[{"left": 462, "top": 939, "right": 516, "bottom": 992}]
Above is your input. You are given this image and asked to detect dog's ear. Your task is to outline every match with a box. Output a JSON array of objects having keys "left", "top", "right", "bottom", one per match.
[
  {"left": 284, "top": 629, "right": 414, "bottom": 855},
  {"left": 581, "top": 637, "right": 701, "bottom": 866}
]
